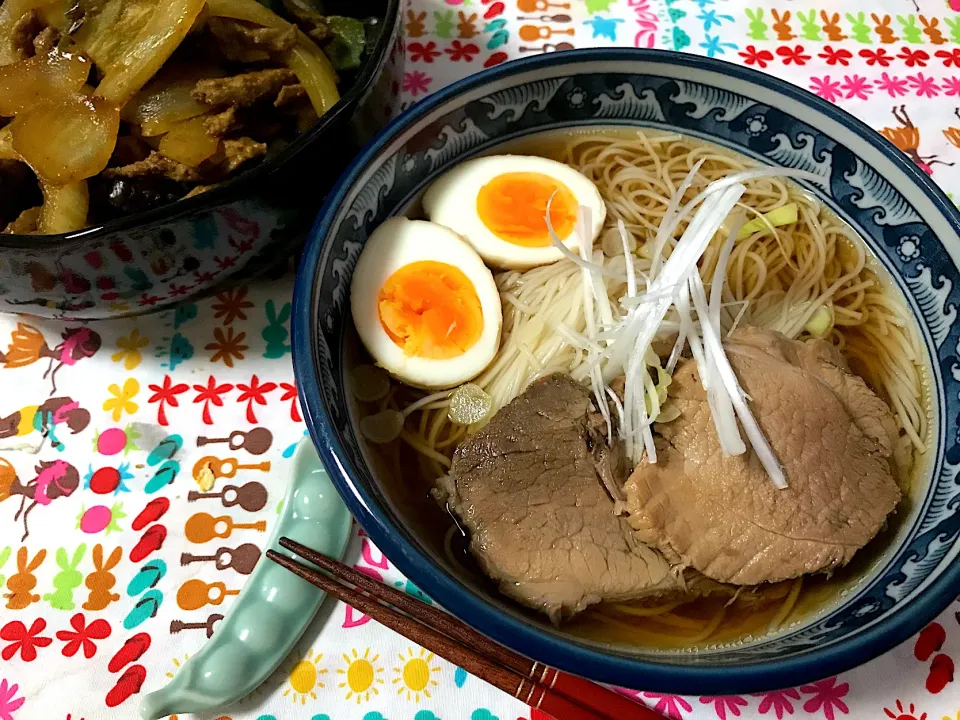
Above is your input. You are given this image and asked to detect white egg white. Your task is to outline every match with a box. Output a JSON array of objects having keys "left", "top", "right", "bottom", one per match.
[
  {"left": 350, "top": 217, "right": 502, "bottom": 390},
  {"left": 422, "top": 154, "right": 606, "bottom": 270}
]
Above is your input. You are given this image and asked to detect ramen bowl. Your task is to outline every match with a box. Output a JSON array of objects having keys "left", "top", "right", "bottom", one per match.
[{"left": 292, "top": 49, "right": 960, "bottom": 694}]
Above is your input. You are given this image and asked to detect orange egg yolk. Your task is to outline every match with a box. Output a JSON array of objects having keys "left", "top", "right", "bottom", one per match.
[
  {"left": 476, "top": 172, "right": 577, "bottom": 247},
  {"left": 377, "top": 260, "right": 484, "bottom": 359}
]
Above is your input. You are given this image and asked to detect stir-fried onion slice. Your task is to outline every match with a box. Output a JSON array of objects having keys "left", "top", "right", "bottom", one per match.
[{"left": 205, "top": 0, "right": 340, "bottom": 115}]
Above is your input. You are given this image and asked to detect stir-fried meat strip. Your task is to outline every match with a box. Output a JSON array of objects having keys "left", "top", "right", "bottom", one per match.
[
  {"left": 204, "top": 106, "right": 240, "bottom": 137},
  {"left": 193, "top": 68, "right": 297, "bottom": 107},
  {"left": 275, "top": 83, "right": 307, "bottom": 107},
  {"left": 207, "top": 17, "right": 297, "bottom": 63},
  {"left": 9, "top": 10, "right": 45, "bottom": 60},
  {"left": 103, "top": 152, "right": 202, "bottom": 183},
  {"left": 3, "top": 207, "right": 40, "bottom": 234},
  {"left": 32, "top": 26, "right": 61, "bottom": 56},
  {"left": 218, "top": 137, "right": 267, "bottom": 174}
]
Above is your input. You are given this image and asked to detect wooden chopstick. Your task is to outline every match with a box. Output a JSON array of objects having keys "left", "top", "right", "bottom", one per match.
[
  {"left": 271, "top": 537, "right": 664, "bottom": 720},
  {"left": 267, "top": 547, "right": 606, "bottom": 720}
]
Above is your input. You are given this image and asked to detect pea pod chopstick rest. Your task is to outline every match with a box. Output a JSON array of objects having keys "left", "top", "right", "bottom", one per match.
[{"left": 139, "top": 438, "right": 352, "bottom": 719}]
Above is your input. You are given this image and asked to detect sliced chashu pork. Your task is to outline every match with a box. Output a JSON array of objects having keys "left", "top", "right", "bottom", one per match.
[
  {"left": 438, "top": 374, "right": 683, "bottom": 622},
  {"left": 625, "top": 327, "right": 901, "bottom": 586}
]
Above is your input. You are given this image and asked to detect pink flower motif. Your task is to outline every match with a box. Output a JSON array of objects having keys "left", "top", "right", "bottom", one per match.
[
  {"left": 800, "top": 678, "right": 849, "bottom": 720},
  {"left": 753, "top": 688, "right": 801, "bottom": 719},
  {"left": 810, "top": 76, "right": 842, "bottom": 102},
  {"left": 0, "top": 679, "right": 24, "bottom": 720},
  {"left": 942, "top": 77, "right": 960, "bottom": 96},
  {"left": 642, "top": 693, "right": 693, "bottom": 719},
  {"left": 840, "top": 74, "right": 873, "bottom": 100},
  {"left": 402, "top": 70, "right": 431, "bottom": 97},
  {"left": 876, "top": 72, "right": 908, "bottom": 98},
  {"left": 701, "top": 695, "right": 749, "bottom": 720},
  {"left": 907, "top": 73, "right": 940, "bottom": 98}
]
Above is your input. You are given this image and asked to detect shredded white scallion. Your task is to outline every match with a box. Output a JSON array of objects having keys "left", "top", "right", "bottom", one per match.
[{"left": 545, "top": 163, "right": 797, "bottom": 488}]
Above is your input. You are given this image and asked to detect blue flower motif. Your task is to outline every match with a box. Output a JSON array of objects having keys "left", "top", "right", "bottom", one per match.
[
  {"left": 415, "top": 712, "right": 441, "bottom": 720},
  {"left": 697, "top": 9, "right": 734, "bottom": 30},
  {"left": 744, "top": 115, "right": 768, "bottom": 137},
  {"left": 363, "top": 713, "right": 388, "bottom": 720},
  {"left": 699, "top": 34, "right": 737, "bottom": 57},
  {"left": 471, "top": 711, "right": 499, "bottom": 720},
  {"left": 455, "top": 666, "right": 468, "bottom": 687},
  {"left": 899, "top": 235, "right": 921, "bottom": 261},
  {"left": 584, "top": 16, "right": 623, "bottom": 41},
  {"left": 310, "top": 715, "right": 331, "bottom": 720}
]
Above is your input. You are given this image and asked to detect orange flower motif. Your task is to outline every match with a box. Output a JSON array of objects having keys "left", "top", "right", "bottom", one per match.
[
  {"left": 206, "top": 327, "right": 248, "bottom": 368},
  {"left": 212, "top": 286, "right": 253, "bottom": 325}
]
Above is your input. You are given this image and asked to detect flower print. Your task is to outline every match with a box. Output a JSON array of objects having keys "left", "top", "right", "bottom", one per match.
[
  {"left": 1, "top": 619, "right": 51, "bottom": 662},
  {"left": 883, "top": 699, "right": 926, "bottom": 720},
  {"left": 739, "top": 45, "right": 774, "bottom": 68},
  {"left": 445, "top": 40, "right": 479, "bottom": 61},
  {"left": 56, "top": 614, "right": 111, "bottom": 659},
  {"left": 942, "top": 77, "right": 960, "bottom": 96},
  {"left": 147, "top": 375, "right": 189, "bottom": 427},
  {"left": 876, "top": 72, "right": 909, "bottom": 97},
  {"left": 642, "top": 693, "right": 693, "bottom": 719},
  {"left": 280, "top": 381, "right": 302, "bottom": 423},
  {"left": 898, "top": 235, "right": 922, "bottom": 261},
  {"left": 0, "top": 679, "right": 24, "bottom": 720},
  {"left": 699, "top": 35, "right": 737, "bottom": 57},
  {"left": 110, "top": 329, "right": 148, "bottom": 370},
  {"left": 840, "top": 75, "right": 873, "bottom": 100},
  {"left": 408, "top": 41, "right": 441, "bottom": 62},
  {"left": 800, "top": 677, "right": 849, "bottom": 720},
  {"left": 193, "top": 376, "right": 235, "bottom": 425},
  {"left": 898, "top": 46, "right": 930, "bottom": 67},
  {"left": 566, "top": 87, "right": 586, "bottom": 108},
  {"left": 214, "top": 255, "right": 236, "bottom": 269},
  {"left": 744, "top": 115, "right": 768, "bottom": 136},
  {"left": 701, "top": 695, "right": 748, "bottom": 720},
  {"left": 103, "top": 378, "right": 139, "bottom": 422},
  {"left": 138, "top": 293, "right": 160, "bottom": 307},
  {"left": 402, "top": 70, "right": 431, "bottom": 96},
  {"left": 907, "top": 73, "right": 940, "bottom": 98},
  {"left": 236, "top": 374, "right": 278, "bottom": 424},
  {"left": 819, "top": 46, "right": 852, "bottom": 66},
  {"left": 211, "top": 286, "right": 253, "bottom": 325},
  {"left": 777, "top": 45, "right": 811, "bottom": 65},
  {"left": 936, "top": 48, "right": 960, "bottom": 67},
  {"left": 859, "top": 48, "right": 894, "bottom": 67},
  {"left": 205, "top": 327, "right": 248, "bottom": 368},
  {"left": 753, "top": 688, "right": 801, "bottom": 719},
  {"left": 810, "top": 76, "right": 842, "bottom": 103},
  {"left": 167, "top": 282, "right": 191, "bottom": 297},
  {"left": 697, "top": 9, "right": 734, "bottom": 30}
]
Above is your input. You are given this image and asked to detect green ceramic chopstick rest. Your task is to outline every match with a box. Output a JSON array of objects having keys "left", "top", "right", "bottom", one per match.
[{"left": 139, "top": 438, "right": 352, "bottom": 719}]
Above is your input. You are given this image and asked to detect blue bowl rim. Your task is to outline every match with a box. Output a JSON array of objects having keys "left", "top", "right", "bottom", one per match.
[{"left": 293, "top": 47, "right": 960, "bottom": 695}]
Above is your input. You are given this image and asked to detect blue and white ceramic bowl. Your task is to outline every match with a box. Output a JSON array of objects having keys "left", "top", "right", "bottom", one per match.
[{"left": 292, "top": 49, "right": 960, "bottom": 694}]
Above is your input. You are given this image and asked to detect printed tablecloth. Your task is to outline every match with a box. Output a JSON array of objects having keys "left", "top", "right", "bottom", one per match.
[{"left": 3, "top": 1, "right": 960, "bottom": 718}]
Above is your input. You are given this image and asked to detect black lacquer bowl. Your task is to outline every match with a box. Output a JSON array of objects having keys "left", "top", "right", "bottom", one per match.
[{"left": 0, "top": 0, "right": 402, "bottom": 319}]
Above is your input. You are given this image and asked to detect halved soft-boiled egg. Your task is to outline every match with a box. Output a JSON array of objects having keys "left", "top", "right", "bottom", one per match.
[
  {"left": 350, "top": 217, "right": 502, "bottom": 390},
  {"left": 422, "top": 154, "right": 606, "bottom": 270}
]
